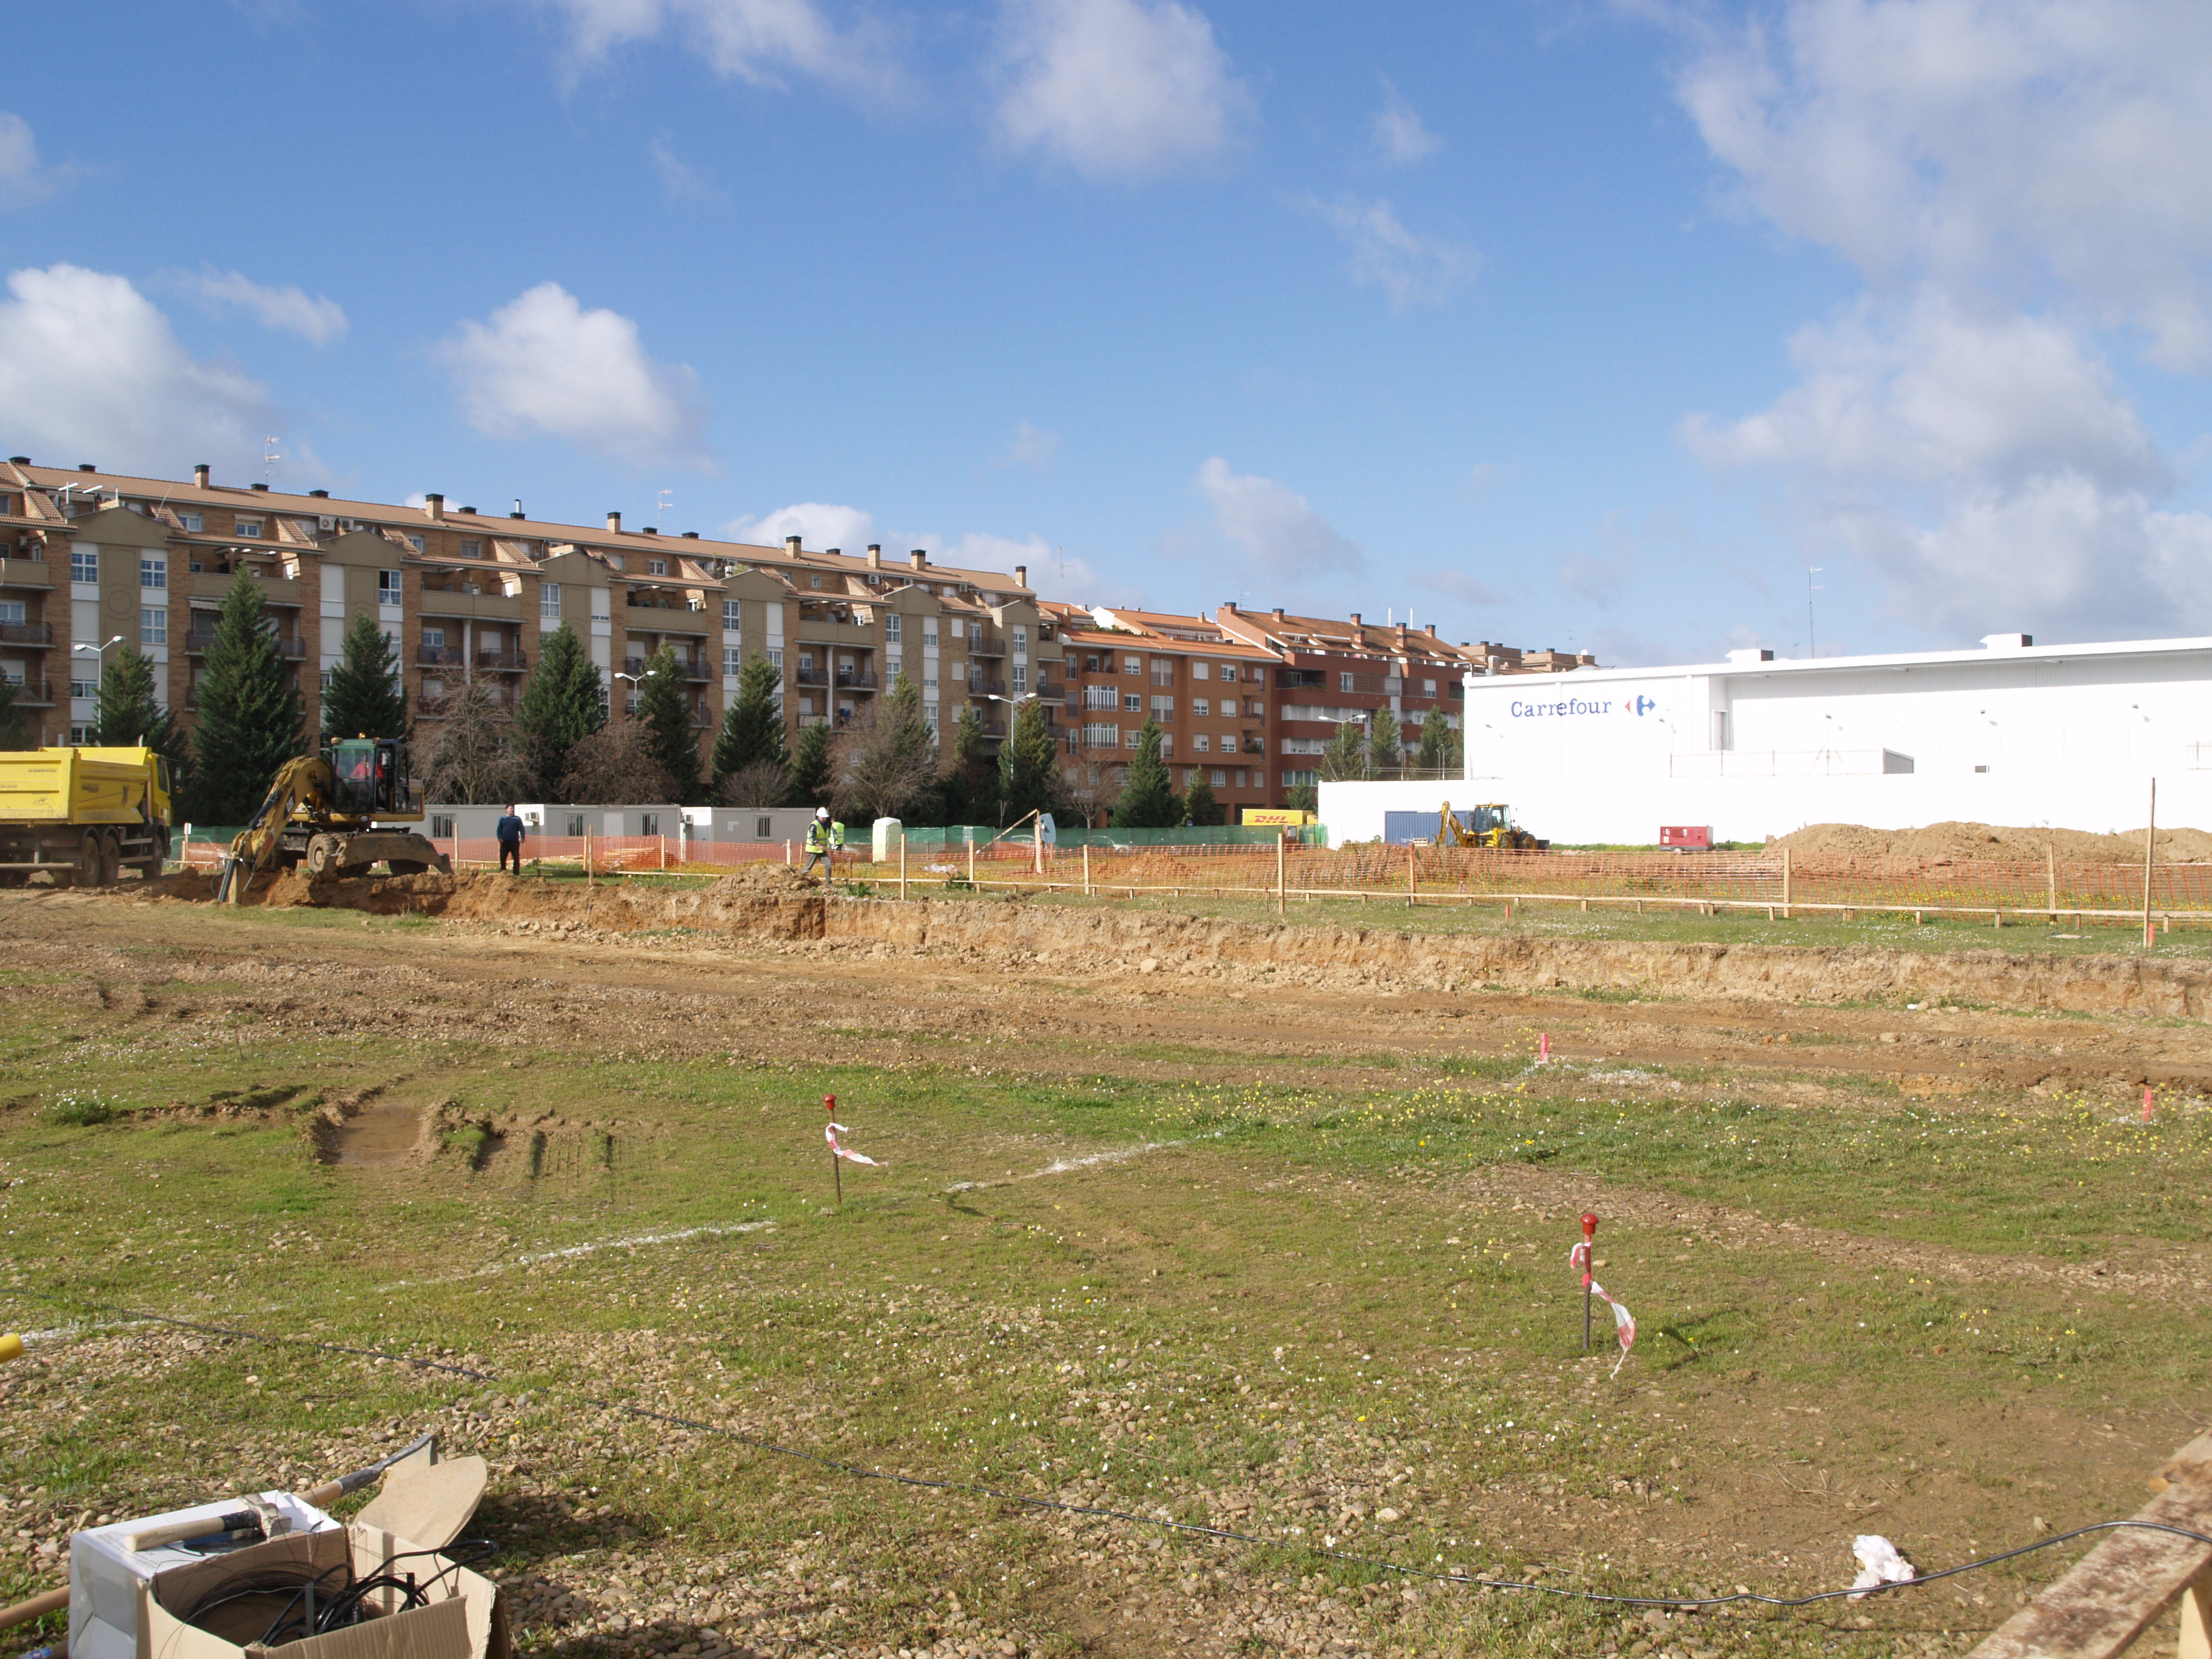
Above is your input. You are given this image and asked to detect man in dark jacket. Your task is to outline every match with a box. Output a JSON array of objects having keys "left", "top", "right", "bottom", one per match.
[{"left": 495, "top": 805, "right": 527, "bottom": 874}]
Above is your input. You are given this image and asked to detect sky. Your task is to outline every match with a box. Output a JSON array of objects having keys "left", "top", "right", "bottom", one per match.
[{"left": 2, "top": 0, "right": 2210, "bottom": 666}]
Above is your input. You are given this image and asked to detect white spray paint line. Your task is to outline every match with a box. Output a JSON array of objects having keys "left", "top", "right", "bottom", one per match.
[
  {"left": 947, "top": 1130, "right": 1223, "bottom": 1193},
  {"left": 371, "top": 1218, "right": 777, "bottom": 1293}
]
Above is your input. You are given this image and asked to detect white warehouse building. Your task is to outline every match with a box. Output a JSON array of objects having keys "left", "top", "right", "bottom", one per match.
[{"left": 1319, "top": 632, "right": 2212, "bottom": 846}]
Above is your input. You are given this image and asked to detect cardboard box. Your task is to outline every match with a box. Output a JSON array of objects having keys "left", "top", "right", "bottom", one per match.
[
  {"left": 70, "top": 1493, "right": 341, "bottom": 1659},
  {"left": 143, "top": 1523, "right": 506, "bottom": 1659}
]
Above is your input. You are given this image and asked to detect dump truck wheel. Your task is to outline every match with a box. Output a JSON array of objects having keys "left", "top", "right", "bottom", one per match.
[
  {"left": 305, "top": 835, "right": 338, "bottom": 876},
  {"left": 77, "top": 831, "right": 107, "bottom": 888},
  {"left": 101, "top": 831, "right": 124, "bottom": 886}
]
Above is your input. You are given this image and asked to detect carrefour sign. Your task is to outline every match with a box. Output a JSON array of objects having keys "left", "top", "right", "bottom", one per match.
[{"left": 1509, "top": 694, "right": 1658, "bottom": 719}]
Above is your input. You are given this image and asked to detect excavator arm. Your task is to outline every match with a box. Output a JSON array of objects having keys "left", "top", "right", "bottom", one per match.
[{"left": 213, "top": 756, "right": 334, "bottom": 905}]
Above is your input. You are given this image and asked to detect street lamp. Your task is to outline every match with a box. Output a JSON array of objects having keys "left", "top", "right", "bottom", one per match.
[{"left": 72, "top": 634, "right": 125, "bottom": 668}]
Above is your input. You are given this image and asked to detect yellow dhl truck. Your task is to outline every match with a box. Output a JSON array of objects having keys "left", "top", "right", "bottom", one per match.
[{"left": 0, "top": 746, "right": 173, "bottom": 886}]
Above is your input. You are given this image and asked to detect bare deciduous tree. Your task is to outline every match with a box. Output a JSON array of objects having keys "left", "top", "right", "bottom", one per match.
[
  {"left": 560, "top": 719, "right": 678, "bottom": 803},
  {"left": 419, "top": 680, "right": 531, "bottom": 805}
]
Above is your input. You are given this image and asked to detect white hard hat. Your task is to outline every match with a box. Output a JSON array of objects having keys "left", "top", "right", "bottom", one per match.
[{"left": 816, "top": 806, "right": 830, "bottom": 819}]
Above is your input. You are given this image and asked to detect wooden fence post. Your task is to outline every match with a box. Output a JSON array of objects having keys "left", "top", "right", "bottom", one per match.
[
  {"left": 2145, "top": 778, "right": 2159, "bottom": 950},
  {"left": 2046, "top": 840, "right": 2057, "bottom": 921},
  {"left": 585, "top": 828, "right": 594, "bottom": 884},
  {"left": 1782, "top": 846, "right": 1792, "bottom": 920},
  {"left": 1407, "top": 843, "right": 1416, "bottom": 908},
  {"left": 899, "top": 835, "right": 907, "bottom": 902},
  {"left": 1276, "top": 831, "right": 1287, "bottom": 918},
  {"left": 1082, "top": 843, "right": 1092, "bottom": 897},
  {"left": 968, "top": 832, "right": 976, "bottom": 889}
]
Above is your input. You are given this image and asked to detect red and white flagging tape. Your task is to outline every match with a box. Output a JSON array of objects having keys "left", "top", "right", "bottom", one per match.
[
  {"left": 1569, "top": 1241, "right": 1636, "bottom": 1377},
  {"left": 825, "top": 1122, "right": 880, "bottom": 1165}
]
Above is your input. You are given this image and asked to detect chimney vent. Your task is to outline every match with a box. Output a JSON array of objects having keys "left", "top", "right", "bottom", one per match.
[
  {"left": 424, "top": 493, "right": 444, "bottom": 521},
  {"left": 825, "top": 547, "right": 839, "bottom": 558},
  {"left": 1014, "top": 563, "right": 1027, "bottom": 588},
  {"left": 309, "top": 489, "right": 329, "bottom": 499},
  {"left": 785, "top": 535, "right": 802, "bottom": 557},
  {"left": 680, "top": 530, "right": 699, "bottom": 539},
  {"left": 1272, "top": 607, "right": 1285, "bottom": 622},
  {"left": 642, "top": 526, "right": 657, "bottom": 536},
  {"left": 1349, "top": 612, "right": 1361, "bottom": 629},
  {"left": 512, "top": 499, "right": 524, "bottom": 518},
  {"left": 78, "top": 463, "right": 96, "bottom": 473},
  {"left": 606, "top": 511, "right": 622, "bottom": 533},
  {"left": 251, "top": 481, "right": 269, "bottom": 492},
  {"left": 864, "top": 543, "right": 882, "bottom": 569},
  {"left": 910, "top": 549, "right": 927, "bottom": 569},
  {"left": 192, "top": 464, "right": 210, "bottom": 488}
]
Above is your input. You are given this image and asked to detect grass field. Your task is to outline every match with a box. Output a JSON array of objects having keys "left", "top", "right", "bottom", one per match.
[{"left": 0, "top": 893, "right": 2206, "bottom": 1659}]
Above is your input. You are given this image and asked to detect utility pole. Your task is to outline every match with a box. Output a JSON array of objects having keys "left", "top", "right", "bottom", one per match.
[{"left": 1807, "top": 567, "right": 1824, "bottom": 658}]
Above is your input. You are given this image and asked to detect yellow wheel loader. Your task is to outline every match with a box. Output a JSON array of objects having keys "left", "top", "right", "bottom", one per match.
[
  {"left": 1438, "top": 800, "right": 1549, "bottom": 851},
  {"left": 213, "top": 736, "right": 452, "bottom": 904}
]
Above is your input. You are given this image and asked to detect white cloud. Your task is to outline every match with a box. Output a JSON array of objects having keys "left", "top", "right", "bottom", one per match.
[
  {"left": 536, "top": 0, "right": 890, "bottom": 91},
  {"left": 994, "top": 0, "right": 1252, "bottom": 179},
  {"left": 725, "top": 501, "right": 879, "bottom": 551},
  {"left": 0, "top": 264, "right": 275, "bottom": 476},
  {"left": 1371, "top": 76, "right": 1439, "bottom": 164},
  {"left": 1410, "top": 567, "right": 1505, "bottom": 606},
  {"left": 1191, "top": 457, "right": 1362, "bottom": 578},
  {"left": 1294, "top": 195, "right": 1475, "bottom": 310},
  {"left": 648, "top": 134, "right": 732, "bottom": 207},
  {"left": 0, "top": 112, "right": 73, "bottom": 208},
  {"left": 1666, "top": 0, "right": 2212, "bottom": 368},
  {"left": 170, "top": 267, "right": 349, "bottom": 345},
  {"left": 437, "top": 282, "right": 710, "bottom": 468},
  {"left": 993, "top": 418, "right": 1061, "bottom": 469}
]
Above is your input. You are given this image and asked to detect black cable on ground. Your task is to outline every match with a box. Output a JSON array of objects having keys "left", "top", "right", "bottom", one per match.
[{"left": 14, "top": 1290, "right": 2208, "bottom": 1614}]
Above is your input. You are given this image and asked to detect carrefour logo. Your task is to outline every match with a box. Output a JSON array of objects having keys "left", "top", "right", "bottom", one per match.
[
  {"left": 1506, "top": 693, "right": 1660, "bottom": 719},
  {"left": 1626, "top": 695, "right": 1657, "bottom": 716}
]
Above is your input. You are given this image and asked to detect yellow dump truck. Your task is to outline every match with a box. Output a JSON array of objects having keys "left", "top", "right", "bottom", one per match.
[{"left": 0, "top": 746, "right": 174, "bottom": 886}]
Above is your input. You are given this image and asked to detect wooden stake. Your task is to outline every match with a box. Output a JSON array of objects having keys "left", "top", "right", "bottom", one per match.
[
  {"left": 2046, "top": 840, "right": 2057, "bottom": 921},
  {"left": 1782, "top": 846, "right": 1792, "bottom": 919},
  {"left": 899, "top": 835, "right": 907, "bottom": 901},
  {"left": 1407, "top": 844, "right": 1416, "bottom": 908},
  {"left": 1579, "top": 1212, "right": 1597, "bottom": 1352},
  {"left": 1276, "top": 831, "right": 1286, "bottom": 917},
  {"left": 1083, "top": 842, "right": 1092, "bottom": 897},
  {"left": 968, "top": 832, "right": 976, "bottom": 889},
  {"left": 825, "top": 1093, "right": 842, "bottom": 1207},
  {"left": 585, "top": 827, "right": 594, "bottom": 885},
  {"left": 2144, "top": 779, "right": 2157, "bottom": 950}
]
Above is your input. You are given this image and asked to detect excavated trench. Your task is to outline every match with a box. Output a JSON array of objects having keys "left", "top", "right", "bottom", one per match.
[{"left": 189, "top": 868, "right": 2212, "bottom": 1020}]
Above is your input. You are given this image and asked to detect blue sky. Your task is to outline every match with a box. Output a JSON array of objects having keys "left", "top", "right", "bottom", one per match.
[{"left": 3, "top": 0, "right": 2208, "bottom": 664}]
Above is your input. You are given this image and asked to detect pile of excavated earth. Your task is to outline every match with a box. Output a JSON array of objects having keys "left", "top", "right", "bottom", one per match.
[{"left": 1770, "top": 819, "right": 2212, "bottom": 862}]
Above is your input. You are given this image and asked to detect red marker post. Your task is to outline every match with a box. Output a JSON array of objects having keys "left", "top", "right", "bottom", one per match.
[
  {"left": 825, "top": 1093, "right": 842, "bottom": 1206},
  {"left": 1580, "top": 1212, "right": 1598, "bottom": 1351}
]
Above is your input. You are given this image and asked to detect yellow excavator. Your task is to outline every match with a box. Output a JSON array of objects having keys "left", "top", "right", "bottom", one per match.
[
  {"left": 213, "top": 736, "right": 452, "bottom": 903},
  {"left": 1438, "top": 801, "right": 1549, "bottom": 851}
]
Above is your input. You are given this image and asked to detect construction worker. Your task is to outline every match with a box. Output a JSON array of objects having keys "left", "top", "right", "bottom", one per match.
[{"left": 802, "top": 806, "right": 843, "bottom": 880}]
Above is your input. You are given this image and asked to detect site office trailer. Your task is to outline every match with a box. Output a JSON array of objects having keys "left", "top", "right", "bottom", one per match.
[{"left": 1319, "top": 634, "right": 2212, "bottom": 846}]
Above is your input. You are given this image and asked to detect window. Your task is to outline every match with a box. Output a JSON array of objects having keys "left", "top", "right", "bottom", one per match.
[
  {"left": 141, "top": 606, "right": 166, "bottom": 647},
  {"left": 886, "top": 614, "right": 902, "bottom": 643},
  {"left": 809, "top": 574, "right": 822, "bottom": 589},
  {"left": 1151, "top": 659, "right": 1174, "bottom": 686},
  {"left": 1125, "top": 728, "right": 1143, "bottom": 749},
  {"left": 1123, "top": 692, "right": 1141, "bottom": 712},
  {"left": 1212, "top": 768, "right": 1227, "bottom": 788},
  {"left": 567, "top": 814, "right": 587, "bottom": 837},
  {"left": 378, "top": 569, "right": 402, "bottom": 604},
  {"left": 1192, "top": 697, "right": 1210, "bottom": 717},
  {"left": 70, "top": 677, "right": 98, "bottom": 700},
  {"left": 750, "top": 816, "right": 772, "bottom": 839},
  {"left": 406, "top": 535, "right": 425, "bottom": 554},
  {"left": 320, "top": 668, "right": 333, "bottom": 693},
  {"left": 1283, "top": 768, "right": 1318, "bottom": 788},
  {"left": 1339, "top": 671, "right": 1355, "bottom": 692},
  {"left": 1193, "top": 732, "right": 1210, "bottom": 752},
  {"left": 0, "top": 601, "right": 20, "bottom": 625},
  {"left": 923, "top": 628, "right": 938, "bottom": 648},
  {"left": 70, "top": 548, "right": 97, "bottom": 584},
  {"left": 460, "top": 539, "right": 483, "bottom": 558},
  {"left": 1192, "top": 661, "right": 1210, "bottom": 680},
  {"left": 1013, "top": 663, "right": 1027, "bottom": 692},
  {"left": 1421, "top": 677, "right": 1436, "bottom": 695},
  {"left": 1124, "top": 656, "right": 1141, "bottom": 675},
  {"left": 649, "top": 558, "right": 666, "bottom": 576},
  {"left": 1151, "top": 695, "right": 1173, "bottom": 717},
  {"left": 1013, "top": 625, "right": 1027, "bottom": 653},
  {"left": 591, "top": 590, "right": 612, "bottom": 623},
  {"left": 178, "top": 512, "right": 203, "bottom": 534},
  {"left": 723, "top": 598, "right": 742, "bottom": 629},
  {"left": 924, "top": 701, "right": 939, "bottom": 729},
  {"left": 1159, "top": 734, "right": 1173, "bottom": 757},
  {"left": 423, "top": 626, "right": 446, "bottom": 649},
  {"left": 723, "top": 646, "right": 743, "bottom": 675},
  {"left": 640, "top": 813, "right": 660, "bottom": 836},
  {"left": 798, "top": 652, "right": 815, "bottom": 675},
  {"left": 1082, "top": 684, "right": 1117, "bottom": 710},
  {"left": 140, "top": 555, "right": 166, "bottom": 589},
  {"left": 767, "top": 646, "right": 783, "bottom": 674},
  {"left": 235, "top": 518, "right": 264, "bottom": 538},
  {"left": 1084, "top": 723, "right": 1118, "bottom": 749},
  {"left": 541, "top": 583, "right": 562, "bottom": 617}
]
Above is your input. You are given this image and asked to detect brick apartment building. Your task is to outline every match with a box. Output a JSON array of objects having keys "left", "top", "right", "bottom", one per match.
[{"left": 0, "top": 458, "right": 1044, "bottom": 769}]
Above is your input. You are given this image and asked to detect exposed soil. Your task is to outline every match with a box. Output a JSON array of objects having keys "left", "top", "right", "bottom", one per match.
[{"left": 1771, "top": 820, "right": 2212, "bottom": 864}]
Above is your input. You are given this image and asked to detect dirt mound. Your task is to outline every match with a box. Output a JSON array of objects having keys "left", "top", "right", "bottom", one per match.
[
  {"left": 260, "top": 869, "right": 455, "bottom": 911},
  {"left": 1772, "top": 819, "right": 2212, "bottom": 863},
  {"left": 709, "top": 862, "right": 815, "bottom": 896},
  {"left": 138, "top": 870, "right": 216, "bottom": 900}
]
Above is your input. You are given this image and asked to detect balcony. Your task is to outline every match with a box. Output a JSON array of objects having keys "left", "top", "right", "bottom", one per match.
[
  {"left": 0, "top": 560, "right": 51, "bottom": 589},
  {"left": 5, "top": 680, "right": 52, "bottom": 706},
  {"left": 417, "top": 645, "right": 464, "bottom": 666},
  {"left": 833, "top": 669, "right": 879, "bottom": 690},
  {"left": 0, "top": 621, "right": 51, "bottom": 645},
  {"left": 475, "top": 649, "right": 529, "bottom": 671},
  {"left": 1243, "top": 737, "right": 1266, "bottom": 754},
  {"left": 623, "top": 655, "right": 709, "bottom": 680},
  {"left": 974, "top": 719, "right": 1006, "bottom": 739},
  {"left": 964, "top": 637, "right": 1005, "bottom": 658},
  {"left": 188, "top": 628, "right": 304, "bottom": 659},
  {"left": 795, "top": 617, "right": 876, "bottom": 648},
  {"left": 187, "top": 569, "right": 300, "bottom": 607},
  {"left": 965, "top": 677, "right": 1006, "bottom": 699},
  {"left": 794, "top": 665, "right": 828, "bottom": 686}
]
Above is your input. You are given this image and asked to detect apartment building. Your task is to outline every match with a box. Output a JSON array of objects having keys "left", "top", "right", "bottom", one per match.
[
  {"left": 1045, "top": 603, "right": 1279, "bottom": 822},
  {"left": 0, "top": 459, "right": 1036, "bottom": 765}
]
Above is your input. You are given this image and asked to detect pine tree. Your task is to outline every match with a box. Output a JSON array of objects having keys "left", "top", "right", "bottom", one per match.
[
  {"left": 635, "top": 644, "right": 702, "bottom": 803},
  {"left": 92, "top": 645, "right": 187, "bottom": 782},
  {"left": 934, "top": 703, "right": 996, "bottom": 825},
  {"left": 711, "top": 652, "right": 786, "bottom": 786},
  {"left": 1417, "top": 705, "right": 1460, "bottom": 775},
  {"left": 1110, "top": 716, "right": 1180, "bottom": 828},
  {"left": 189, "top": 572, "right": 304, "bottom": 822},
  {"left": 1319, "top": 719, "right": 1370, "bottom": 782},
  {"left": 1182, "top": 771, "right": 1224, "bottom": 826},
  {"left": 513, "top": 623, "right": 604, "bottom": 799},
  {"left": 996, "top": 695, "right": 1071, "bottom": 825},
  {"left": 320, "top": 612, "right": 407, "bottom": 740},
  {"left": 0, "top": 679, "right": 28, "bottom": 752},
  {"left": 786, "top": 717, "right": 834, "bottom": 808},
  {"left": 1368, "top": 716, "right": 1404, "bottom": 779},
  {"left": 833, "top": 672, "right": 939, "bottom": 822}
]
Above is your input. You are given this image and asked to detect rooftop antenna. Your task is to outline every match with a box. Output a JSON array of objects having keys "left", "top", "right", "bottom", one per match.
[
  {"left": 1807, "top": 566, "right": 1824, "bottom": 658},
  {"left": 263, "top": 435, "right": 281, "bottom": 485},
  {"left": 657, "top": 488, "right": 674, "bottom": 525}
]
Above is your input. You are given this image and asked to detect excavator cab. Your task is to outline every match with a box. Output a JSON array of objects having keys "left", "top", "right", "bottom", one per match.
[{"left": 319, "top": 736, "right": 419, "bottom": 820}]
